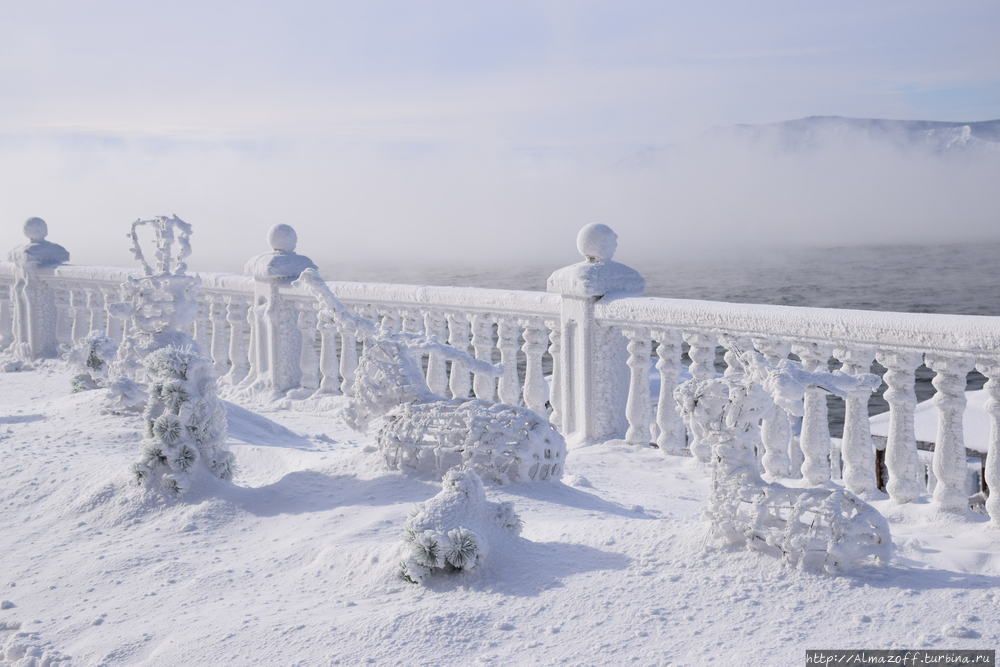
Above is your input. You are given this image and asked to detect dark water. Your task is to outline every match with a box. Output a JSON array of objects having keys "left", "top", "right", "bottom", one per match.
[{"left": 327, "top": 242, "right": 1000, "bottom": 438}]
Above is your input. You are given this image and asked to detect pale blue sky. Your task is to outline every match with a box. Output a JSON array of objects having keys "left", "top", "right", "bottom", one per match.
[{"left": 1, "top": 1, "right": 998, "bottom": 267}]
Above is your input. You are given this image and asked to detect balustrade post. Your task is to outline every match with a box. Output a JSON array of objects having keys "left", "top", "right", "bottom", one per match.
[
  {"left": 447, "top": 313, "right": 472, "bottom": 399},
  {"left": 497, "top": 318, "right": 522, "bottom": 405},
  {"left": 835, "top": 346, "right": 878, "bottom": 496},
  {"left": 316, "top": 306, "right": 341, "bottom": 395},
  {"left": 926, "top": 353, "right": 975, "bottom": 512},
  {"left": 0, "top": 283, "right": 14, "bottom": 350},
  {"left": 793, "top": 342, "right": 834, "bottom": 484},
  {"left": 225, "top": 296, "right": 250, "bottom": 383},
  {"left": 208, "top": 296, "right": 228, "bottom": 371},
  {"left": 979, "top": 359, "right": 1000, "bottom": 525},
  {"left": 243, "top": 224, "right": 317, "bottom": 396},
  {"left": 755, "top": 339, "right": 793, "bottom": 477},
  {"left": 7, "top": 217, "right": 70, "bottom": 359},
  {"left": 296, "top": 302, "right": 320, "bottom": 392},
  {"left": 652, "top": 330, "right": 685, "bottom": 455},
  {"left": 623, "top": 327, "right": 652, "bottom": 445},
  {"left": 339, "top": 329, "right": 358, "bottom": 395},
  {"left": 424, "top": 311, "right": 449, "bottom": 396},
  {"left": 877, "top": 349, "right": 924, "bottom": 504},
  {"left": 520, "top": 318, "right": 548, "bottom": 415},
  {"left": 683, "top": 331, "right": 718, "bottom": 462},
  {"left": 547, "top": 224, "right": 644, "bottom": 445},
  {"left": 67, "top": 289, "right": 84, "bottom": 345},
  {"left": 545, "top": 318, "right": 563, "bottom": 430},
  {"left": 471, "top": 314, "right": 496, "bottom": 401}
]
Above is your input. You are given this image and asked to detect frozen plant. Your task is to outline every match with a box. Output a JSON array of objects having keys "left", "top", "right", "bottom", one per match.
[
  {"left": 294, "top": 269, "right": 565, "bottom": 483},
  {"left": 68, "top": 332, "right": 117, "bottom": 392},
  {"left": 399, "top": 468, "right": 522, "bottom": 584},
  {"left": 132, "top": 345, "right": 233, "bottom": 495},
  {"left": 675, "top": 340, "right": 892, "bottom": 574}
]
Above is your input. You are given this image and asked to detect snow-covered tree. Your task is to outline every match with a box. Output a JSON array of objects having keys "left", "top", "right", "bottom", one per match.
[
  {"left": 67, "top": 332, "right": 117, "bottom": 392},
  {"left": 132, "top": 345, "right": 233, "bottom": 495},
  {"left": 399, "top": 468, "right": 522, "bottom": 584}
]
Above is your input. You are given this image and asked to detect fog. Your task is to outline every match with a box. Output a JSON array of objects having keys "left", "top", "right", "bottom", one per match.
[{"left": 1, "top": 1, "right": 998, "bottom": 273}]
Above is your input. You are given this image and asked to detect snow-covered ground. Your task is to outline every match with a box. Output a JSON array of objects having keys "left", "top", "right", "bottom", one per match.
[{"left": 1, "top": 363, "right": 998, "bottom": 665}]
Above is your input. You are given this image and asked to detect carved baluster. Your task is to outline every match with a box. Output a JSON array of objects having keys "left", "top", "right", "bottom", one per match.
[
  {"left": 424, "top": 310, "right": 449, "bottom": 395},
  {"left": 521, "top": 318, "right": 548, "bottom": 415},
  {"left": 294, "top": 303, "right": 319, "bottom": 392},
  {"left": 877, "top": 349, "right": 924, "bottom": 503},
  {"left": 793, "top": 342, "right": 833, "bottom": 484},
  {"left": 52, "top": 287, "right": 71, "bottom": 346},
  {"left": 225, "top": 296, "right": 250, "bottom": 383},
  {"left": 339, "top": 328, "right": 359, "bottom": 395},
  {"left": 471, "top": 314, "right": 496, "bottom": 401},
  {"left": 316, "top": 305, "right": 341, "bottom": 395},
  {"left": 623, "top": 327, "right": 652, "bottom": 446},
  {"left": 835, "top": 346, "right": 878, "bottom": 495},
  {"left": 67, "top": 289, "right": 86, "bottom": 345},
  {"left": 652, "top": 330, "right": 685, "bottom": 455},
  {"left": 0, "top": 283, "right": 11, "bottom": 350},
  {"left": 546, "top": 319, "right": 562, "bottom": 430},
  {"left": 926, "top": 353, "right": 975, "bottom": 511},
  {"left": 447, "top": 313, "right": 472, "bottom": 399},
  {"left": 683, "top": 332, "right": 717, "bottom": 461},
  {"left": 497, "top": 318, "right": 521, "bottom": 405},
  {"left": 380, "top": 310, "right": 400, "bottom": 333},
  {"left": 402, "top": 309, "right": 422, "bottom": 335},
  {"left": 86, "top": 289, "right": 102, "bottom": 337},
  {"left": 752, "top": 339, "right": 793, "bottom": 477},
  {"left": 192, "top": 297, "right": 211, "bottom": 352},
  {"left": 979, "top": 359, "right": 1000, "bottom": 525},
  {"left": 207, "top": 296, "right": 227, "bottom": 370}
]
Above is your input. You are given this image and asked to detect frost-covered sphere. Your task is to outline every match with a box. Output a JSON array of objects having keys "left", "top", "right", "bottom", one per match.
[
  {"left": 576, "top": 223, "right": 617, "bottom": 262},
  {"left": 24, "top": 217, "right": 48, "bottom": 242},
  {"left": 268, "top": 224, "right": 297, "bottom": 252}
]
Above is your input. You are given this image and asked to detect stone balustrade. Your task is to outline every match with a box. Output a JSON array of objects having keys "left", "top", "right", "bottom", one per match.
[{"left": 2, "top": 217, "right": 1000, "bottom": 524}]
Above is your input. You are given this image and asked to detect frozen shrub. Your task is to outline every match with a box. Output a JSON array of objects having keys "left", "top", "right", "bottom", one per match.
[
  {"left": 399, "top": 469, "right": 522, "bottom": 584},
  {"left": 68, "top": 333, "right": 117, "bottom": 392},
  {"left": 132, "top": 345, "right": 233, "bottom": 495}
]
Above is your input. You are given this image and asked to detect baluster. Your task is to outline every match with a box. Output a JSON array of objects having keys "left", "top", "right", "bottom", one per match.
[
  {"left": 296, "top": 303, "right": 320, "bottom": 392},
  {"left": 723, "top": 345, "right": 743, "bottom": 377},
  {"left": 755, "top": 339, "right": 793, "bottom": 477},
  {"left": 652, "top": 330, "right": 685, "bottom": 455},
  {"left": 835, "top": 346, "right": 878, "bottom": 495},
  {"left": 979, "top": 359, "right": 1000, "bottom": 525},
  {"left": 623, "top": 327, "right": 652, "bottom": 446},
  {"left": 339, "top": 328, "right": 359, "bottom": 395},
  {"left": 471, "top": 314, "right": 496, "bottom": 401},
  {"left": 316, "top": 305, "right": 341, "bottom": 395},
  {"left": 520, "top": 318, "right": 548, "bottom": 415},
  {"left": 683, "top": 331, "right": 717, "bottom": 461},
  {"left": 447, "top": 313, "right": 472, "bottom": 399},
  {"left": 793, "top": 342, "right": 833, "bottom": 484},
  {"left": 52, "top": 287, "right": 71, "bottom": 347},
  {"left": 877, "top": 349, "right": 924, "bottom": 503},
  {"left": 380, "top": 310, "right": 400, "bottom": 333},
  {"left": 208, "top": 296, "right": 228, "bottom": 370},
  {"left": 225, "top": 296, "right": 250, "bottom": 383},
  {"left": 86, "top": 289, "right": 102, "bottom": 336},
  {"left": 926, "top": 353, "right": 975, "bottom": 511},
  {"left": 546, "top": 319, "right": 562, "bottom": 430},
  {"left": 497, "top": 318, "right": 521, "bottom": 405},
  {"left": 67, "top": 289, "right": 84, "bottom": 345},
  {"left": 402, "top": 309, "right": 423, "bottom": 335},
  {"left": 193, "top": 297, "right": 211, "bottom": 352},
  {"left": 0, "top": 283, "right": 11, "bottom": 350},
  {"left": 424, "top": 310, "right": 449, "bottom": 396}
]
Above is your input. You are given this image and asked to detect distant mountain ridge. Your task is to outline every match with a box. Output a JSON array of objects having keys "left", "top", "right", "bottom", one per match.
[{"left": 717, "top": 115, "right": 1000, "bottom": 153}]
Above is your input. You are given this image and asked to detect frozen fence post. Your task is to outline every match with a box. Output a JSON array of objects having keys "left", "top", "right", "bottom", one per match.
[
  {"left": 242, "top": 224, "right": 317, "bottom": 396},
  {"left": 546, "top": 224, "right": 644, "bottom": 445},
  {"left": 8, "top": 217, "right": 70, "bottom": 360}
]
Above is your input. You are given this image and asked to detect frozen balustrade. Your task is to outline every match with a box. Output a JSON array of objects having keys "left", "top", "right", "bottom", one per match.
[{"left": 1, "top": 217, "right": 999, "bottom": 524}]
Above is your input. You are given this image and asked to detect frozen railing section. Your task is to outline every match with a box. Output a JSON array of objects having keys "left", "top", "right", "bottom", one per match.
[{"left": 1, "top": 217, "right": 999, "bottom": 524}]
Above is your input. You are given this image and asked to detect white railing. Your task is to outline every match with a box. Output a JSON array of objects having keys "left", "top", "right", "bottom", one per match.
[{"left": 1, "top": 220, "right": 998, "bottom": 525}]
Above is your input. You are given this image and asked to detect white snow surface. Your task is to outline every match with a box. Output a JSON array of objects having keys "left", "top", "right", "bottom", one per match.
[{"left": 2, "top": 363, "right": 999, "bottom": 665}]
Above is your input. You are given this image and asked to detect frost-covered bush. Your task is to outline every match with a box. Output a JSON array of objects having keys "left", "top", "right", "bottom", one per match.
[
  {"left": 294, "top": 269, "right": 565, "bottom": 483},
  {"left": 676, "top": 343, "right": 891, "bottom": 574},
  {"left": 380, "top": 399, "right": 563, "bottom": 483},
  {"left": 68, "top": 333, "right": 117, "bottom": 392},
  {"left": 132, "top": 345, "right": 232, "bottom": 495},
  {"left": 399, "top": 469, "right": 522, "bottom": 584}
]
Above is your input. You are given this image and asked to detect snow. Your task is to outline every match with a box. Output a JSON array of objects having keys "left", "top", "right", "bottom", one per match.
[{"left": 2, "top": 363, "right": 999, "bottom": 664}]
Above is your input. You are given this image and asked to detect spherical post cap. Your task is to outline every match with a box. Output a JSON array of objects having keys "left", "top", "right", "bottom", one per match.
[
  {"left": 268, "top": 224, "right": 297, "bottom": 253},
  {"left": 577, "top": 223, "right": 617, "bottom": 262},
  {"left": 24, "top": 217, "right": 48, "bottom": 242}
]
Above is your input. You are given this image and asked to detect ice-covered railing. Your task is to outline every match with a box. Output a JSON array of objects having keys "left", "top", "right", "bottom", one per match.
[{"left": 1, "top": 218, "right": 999, "bottom": 525}]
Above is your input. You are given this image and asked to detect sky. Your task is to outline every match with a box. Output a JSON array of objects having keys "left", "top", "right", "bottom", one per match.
[{"left": 1, "top": 1, "right": 999, "bottom": 272}]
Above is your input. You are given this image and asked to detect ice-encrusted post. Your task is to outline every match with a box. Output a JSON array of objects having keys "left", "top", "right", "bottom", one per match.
[
  {"left": 7, "top": 217, "right": 70, "bottom": 360},
  {"left": 241, "top": 224, "right": 317, "bottom": 396},
  {"left": 979, "top": 358, "right": 1000, "bottom": 525},
  {"left": 926, "top": 353, "right": 975, "bottom": 511},
  {"left": 877, "top": 349, "right": 924, "bottom": 504},
  {"left": 547, "top": 224, "right": 644, "bottom": 445}
]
